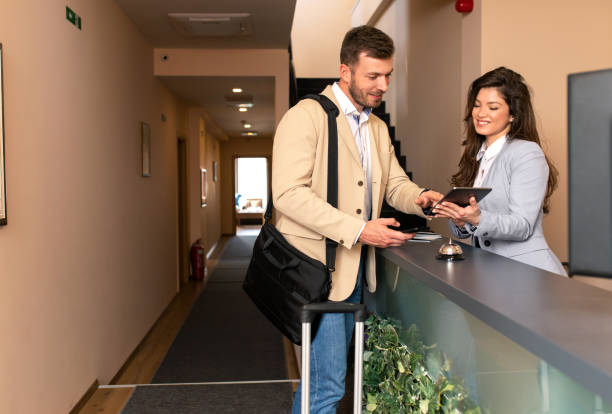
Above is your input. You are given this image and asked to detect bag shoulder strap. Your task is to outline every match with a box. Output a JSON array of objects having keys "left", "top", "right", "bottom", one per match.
[{"left": 265, "top": 93, "right": 340, "bottom": 271}]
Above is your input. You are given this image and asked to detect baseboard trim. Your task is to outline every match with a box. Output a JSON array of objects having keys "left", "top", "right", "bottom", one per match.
[
  {"left": 69, "top": 379, "right": 99, "bottom": 414},
  {"left": 108, "top": 292, "right": 180, "bottom": 385},
  {"left": 206, "top": 240, "right": 218, "bottom": 260}
]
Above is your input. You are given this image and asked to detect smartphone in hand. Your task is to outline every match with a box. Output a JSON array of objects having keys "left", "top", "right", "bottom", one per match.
[{"left": 401, "top": 226, "right": 424, "bottom": 233}]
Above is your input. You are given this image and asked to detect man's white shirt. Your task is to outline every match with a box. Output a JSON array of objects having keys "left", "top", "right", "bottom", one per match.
[{"left": 331, "top": 82, "right": 372, "bottom": 244}]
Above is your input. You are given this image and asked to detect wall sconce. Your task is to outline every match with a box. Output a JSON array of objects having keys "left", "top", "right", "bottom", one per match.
[{"left": 455, "top": 0, "right": 473, "bottom": 13}]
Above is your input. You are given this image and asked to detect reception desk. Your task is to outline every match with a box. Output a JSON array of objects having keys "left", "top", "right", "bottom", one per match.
[{"left": 366, "top": 239, "right": 612, "bottom": 414}]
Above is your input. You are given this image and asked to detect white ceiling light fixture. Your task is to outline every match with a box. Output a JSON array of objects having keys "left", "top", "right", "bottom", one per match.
[
  {"left": 232, "top": 88, "right": 243, "bottom": 93},
  {"left": 241, "top": 121, "right": 252, "bottom": 129},
  {"left": 238, "top": 108, "right": 248, "bottom": 112},
  {"left": 168, "top": 13, "right": 253, "bottom": 37}
]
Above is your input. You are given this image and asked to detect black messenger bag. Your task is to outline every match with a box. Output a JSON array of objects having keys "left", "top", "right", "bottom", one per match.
[{"left": 242, "top": 94, "right": 340, "bottom": 345}]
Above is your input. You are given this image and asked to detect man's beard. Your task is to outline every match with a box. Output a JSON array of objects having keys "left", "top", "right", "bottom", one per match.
[{"left": 349, "top": 78, "right": 382, "bottom": 109}]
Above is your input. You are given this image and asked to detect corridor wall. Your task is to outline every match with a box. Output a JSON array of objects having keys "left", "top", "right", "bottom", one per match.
[
  {"left": 362, "top": 0, "right": 612, "bottom": 263},
  {"left": 0, "top": 1, "right": 189, "bottom": 413},
  {"left": 291, "top": 0, "right": 354, "bottom": 78}
]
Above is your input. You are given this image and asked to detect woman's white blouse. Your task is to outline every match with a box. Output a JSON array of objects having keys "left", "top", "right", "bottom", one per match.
[{"left": 473, "top": 135, "right": 507, "bottom": 187}]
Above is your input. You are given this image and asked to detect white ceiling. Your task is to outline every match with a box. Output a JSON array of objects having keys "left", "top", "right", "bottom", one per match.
[
  {"left": 114, "top": 0, "right": 297, "bottom": 138},
  {"left": 161, "top": 76, "right": 275, "bottom": 138}
]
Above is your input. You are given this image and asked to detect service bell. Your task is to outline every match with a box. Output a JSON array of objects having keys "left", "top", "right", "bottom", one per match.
[{"left": 436, "top": 237, "right": 464, "bottom": 261}]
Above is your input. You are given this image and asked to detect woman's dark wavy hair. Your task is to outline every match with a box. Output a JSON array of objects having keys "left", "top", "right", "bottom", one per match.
[{"left": 451, "top": 66, "right": 558, "bottom": 213}]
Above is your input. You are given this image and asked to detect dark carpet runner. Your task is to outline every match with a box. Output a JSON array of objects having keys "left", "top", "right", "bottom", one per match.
[
  {"left": 150, "top": 282, "right": 286, "bottom": 383},
  {"left": 218, "top": 235, "right": 258, "bottom": 260},
  {"left": 121, "top": 234, "right": 293, "bottom": 413},
  {"left": 121, "top": 383, "right": 293, "bottom": 414}
]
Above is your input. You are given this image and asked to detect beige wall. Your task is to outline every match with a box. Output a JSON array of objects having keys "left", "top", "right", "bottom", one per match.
[
  {"left": 200, "top": 129, "right": 223, "bottom": 255},
  {"left": 220, "top": 137, "right": 273, "bottom": 235},
  {"left": 382, "top": 0, "right": 465, "bottom": 236},
  {"left": 153, "top": 47, "right": 287, "bottom": 241},
  {"left": 0, "top": 0, "right": 189, "bottom": 413},
  {"left": 371, "top": 0, "right": 612, "bottom": 261},
  {"left": 479, "top": 0, "right": 612, "bottom": 261},
  {"left": 374, "top": 0, "right": 407, "bottom": 164},
  {"left": 352, "top": 0, "right": 387, "bottom": 26},
  {"left": 186, "top": 109, "right": 225, "bottom": 257},
  {"left": 354, "top": 1, "right": 465, "bottom": 237},
  {"left": 153, "top": 48, "right": 289, "bottom": 128},
  {"left": 291, "top": 0, "right": 354, "bottom": 78}
]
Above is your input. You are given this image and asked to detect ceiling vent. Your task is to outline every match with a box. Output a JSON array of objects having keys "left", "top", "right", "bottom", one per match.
[{"left": 168, "top": 13, "right": 253, "bottom": 37}]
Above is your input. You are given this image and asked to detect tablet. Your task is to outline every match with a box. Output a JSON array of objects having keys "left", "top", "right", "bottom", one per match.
[{"left": 439, "top": 187, "right": 491, "bottom": 207}]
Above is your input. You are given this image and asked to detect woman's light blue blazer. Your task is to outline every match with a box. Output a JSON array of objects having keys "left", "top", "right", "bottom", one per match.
[{"left": 450, "top": 139, "right": 566, "bottom": 276}]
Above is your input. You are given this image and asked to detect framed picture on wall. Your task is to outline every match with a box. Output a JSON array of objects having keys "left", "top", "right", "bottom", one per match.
[
  {"left": 0, "top": 44, "right": 7, "bottom": 225},
  {"left": 212, "top": 161, "right": 218, "bottom": 182},
  {"left": 201, "top": 168, "right": 207, "bottom": 207},
  {"left": 141, "top": 121, "right": 151, "bottom": 177}
]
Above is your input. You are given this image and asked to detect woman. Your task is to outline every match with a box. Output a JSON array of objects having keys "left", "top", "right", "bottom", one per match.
[{"left": 433, "top": 67, "right": 566, "bottom": 276}]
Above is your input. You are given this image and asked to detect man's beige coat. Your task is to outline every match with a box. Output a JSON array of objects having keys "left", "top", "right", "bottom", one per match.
[{"left": 272, "top": 86, "right": 425, "bottom": 301}]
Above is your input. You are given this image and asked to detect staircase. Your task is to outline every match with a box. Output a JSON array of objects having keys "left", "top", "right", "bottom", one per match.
[{"left": 295, "top": 78, "right": 426, "bottom": 231}]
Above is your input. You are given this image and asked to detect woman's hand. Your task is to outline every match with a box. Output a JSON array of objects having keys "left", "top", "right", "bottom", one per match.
[{"left": 433, "top": 196, "right": 481, "bottom": 227}]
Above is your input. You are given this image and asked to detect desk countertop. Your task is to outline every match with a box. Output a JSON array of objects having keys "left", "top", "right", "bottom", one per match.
[{"left": 379, "top": 240, "right": 612, "bottom": 402}]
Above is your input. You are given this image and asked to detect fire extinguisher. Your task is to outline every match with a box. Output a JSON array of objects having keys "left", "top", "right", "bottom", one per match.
[{"left": 190, "top": 239, "right": 205, "bottom": 280}]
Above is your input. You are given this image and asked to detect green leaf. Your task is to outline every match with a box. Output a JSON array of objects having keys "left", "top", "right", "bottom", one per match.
[
  {"left": 397, "top": 361, "right": 405, "bottom": 373},
  {"left": 363, "top": 316, "right": 481, "bottom": 414}
]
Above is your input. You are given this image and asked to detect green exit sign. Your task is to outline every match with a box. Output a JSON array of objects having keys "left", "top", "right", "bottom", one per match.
[{"left": 66, "top": 6, "right": 82, "bottom": 30}]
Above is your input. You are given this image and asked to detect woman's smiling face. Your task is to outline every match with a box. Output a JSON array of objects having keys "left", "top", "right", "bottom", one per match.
[{"left": 472, "top": 87, "right": 513, "bottom": 143}]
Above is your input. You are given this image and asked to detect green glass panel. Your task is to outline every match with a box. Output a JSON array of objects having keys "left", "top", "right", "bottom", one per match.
[{"left": 368, "top": 254, "right": 612, "bottom": 414}]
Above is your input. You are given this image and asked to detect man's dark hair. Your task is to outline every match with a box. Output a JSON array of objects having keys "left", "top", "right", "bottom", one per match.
[{"left": 340, "top": 25, "right": 394, "bottom": 66}]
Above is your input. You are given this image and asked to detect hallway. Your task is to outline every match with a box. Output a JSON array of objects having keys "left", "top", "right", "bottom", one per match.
[
  {"left": 79, "top": 229, "right": 299, "bottom": 413},
  {"left": 3, "top": 1, "right": 611, "bottom": 412}
]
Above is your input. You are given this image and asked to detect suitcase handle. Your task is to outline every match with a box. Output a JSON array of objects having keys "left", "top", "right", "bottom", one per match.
[
  {"left": 301, "top": 301, "right": 367, "bottom": 414},
  {"left": 301, "top": 302, "right": 367, "bottom": 324}
]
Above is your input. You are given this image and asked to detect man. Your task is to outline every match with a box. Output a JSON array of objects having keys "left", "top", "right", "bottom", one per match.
[{"left": 272, "top": 25, "right": 442, "bottom": 413}]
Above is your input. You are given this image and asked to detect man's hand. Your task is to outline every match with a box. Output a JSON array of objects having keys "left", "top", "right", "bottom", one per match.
[
  {"left": 358, "top": 218, "right": 414, "bottom": 248},
  {"left": 415, "top": 190, "right": 444, "bottom": 209}
]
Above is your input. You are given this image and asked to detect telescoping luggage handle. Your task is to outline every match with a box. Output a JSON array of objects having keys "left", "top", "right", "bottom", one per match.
[{"left": 300, "top": 302, "right": 367, "bottom": 414}]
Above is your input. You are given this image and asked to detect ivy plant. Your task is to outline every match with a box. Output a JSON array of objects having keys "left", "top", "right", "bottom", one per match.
[{"left": 363, "top": 314, "right": 482, "bottom": 414}]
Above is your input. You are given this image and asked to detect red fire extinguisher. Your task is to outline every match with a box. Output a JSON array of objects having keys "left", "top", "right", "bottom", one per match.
[{"left": 190, "top": 239, "right": 205, "bottom": 280}]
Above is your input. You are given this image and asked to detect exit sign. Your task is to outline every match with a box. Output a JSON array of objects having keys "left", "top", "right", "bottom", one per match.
[{"left": 66, "top": 6, "right": 82, "bottom": 30}]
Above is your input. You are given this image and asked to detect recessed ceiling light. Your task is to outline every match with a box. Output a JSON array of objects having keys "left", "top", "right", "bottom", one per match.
[
  {"left": 238, "top": 107, "right": 248, "bottom": 112},
  {"left": 225, "top": 95, "right": 253, "bottom": 109},
  {"left": 241, "top": 131, "right": 258, "bottom": 136},
  {"left": 232, "top": 88, "right": 242, "bottom": 93},
  {"left": 241, "top": 121, "right": 252, "bottom": 129}
]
